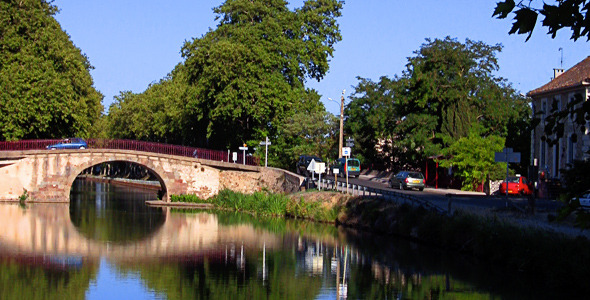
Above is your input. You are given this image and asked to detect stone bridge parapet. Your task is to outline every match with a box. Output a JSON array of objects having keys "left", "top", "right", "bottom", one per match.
[{"left": 0, "top": 149, "right": 303, "bottom": 202}]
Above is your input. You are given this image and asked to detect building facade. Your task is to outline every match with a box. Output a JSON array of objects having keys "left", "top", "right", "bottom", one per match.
[{"left": 528, "top": 56, "right": 590, "bottom": 180}]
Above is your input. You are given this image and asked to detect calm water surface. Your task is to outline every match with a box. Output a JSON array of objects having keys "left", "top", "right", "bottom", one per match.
[{"left": 0, "top": 180, "right": 573, "bottom": 299}]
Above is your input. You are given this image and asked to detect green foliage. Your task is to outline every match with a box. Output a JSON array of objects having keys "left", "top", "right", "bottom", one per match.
[
  {"left": 107, "top": 66, "right": 192, "bottom": 145},
  {"left": 347, "top": 37, "right": 529, "bottom": 170},
  {"left": 180, "top": 0, "right": 343, "bottom": 149},
  {"left": 0, "top": 0, "right": 103, "bottom": 141},
  {"left": 494, "top": 0, "right": 590, "bottom": 41},
  {"left": 172, "top": 189, "right": 341, "bottom": 222},
  {"left": 271, "top": 99, "right": 338, "bottom": 169},
  {"left": 440, "top": 126, "right": 506, "bottom": 190},
  {"left": 105, "top": 0, "right": 342, "bottom": 167}
]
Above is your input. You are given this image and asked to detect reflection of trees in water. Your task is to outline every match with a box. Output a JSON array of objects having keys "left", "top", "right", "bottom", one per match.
[
  {"left": 0, "top": 256, "right": 98, "bottom": 300},
  {"left": 69, "top": 180, "right": 165, "bottom": 243},
  {"left": 117, "top": 248, "right": 323, "bottom": 300}
]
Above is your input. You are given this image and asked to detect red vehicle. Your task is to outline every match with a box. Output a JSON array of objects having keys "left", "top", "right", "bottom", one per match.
[{"left": 499, "top": 176, "right": 533, "bottom": 196}]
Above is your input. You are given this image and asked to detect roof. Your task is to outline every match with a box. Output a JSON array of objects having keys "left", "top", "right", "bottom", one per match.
[{"left": 528, "top": 56, "right": 590, "bottom": 97}]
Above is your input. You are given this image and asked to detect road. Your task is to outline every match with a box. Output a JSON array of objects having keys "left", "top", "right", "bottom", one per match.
[{"left": 315, "top": 173, "right": 562, "bottom": 213}]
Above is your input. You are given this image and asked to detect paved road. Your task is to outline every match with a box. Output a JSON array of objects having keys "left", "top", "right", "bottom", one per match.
[{"left": 316, "top": 173, "right": 562, "bottom": 213}]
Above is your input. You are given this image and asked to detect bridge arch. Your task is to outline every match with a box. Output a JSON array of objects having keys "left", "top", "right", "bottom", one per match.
[{"left": 66, "top": 158, "right": 169, "bottom": 201}]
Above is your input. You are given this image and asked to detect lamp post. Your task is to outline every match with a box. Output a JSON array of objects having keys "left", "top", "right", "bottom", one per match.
[{"left": 329, "top": 90, "right": 346, "bottom": 158}]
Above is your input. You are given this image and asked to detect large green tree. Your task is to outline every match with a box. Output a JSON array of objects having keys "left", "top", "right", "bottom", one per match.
[
  {"left": 0, "top": 0, "right": 103, "bottom": 140},
  {"left": 180, "top": 0, "right": 343, "bottom": 149},
  {"left": 346, "top": 37, "right": 530, "bottom": 172}
]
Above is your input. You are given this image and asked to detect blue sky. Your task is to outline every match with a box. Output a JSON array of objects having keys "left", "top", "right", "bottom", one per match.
[{"left": 53, "top": 0, "right": 589, "bottom": 115}]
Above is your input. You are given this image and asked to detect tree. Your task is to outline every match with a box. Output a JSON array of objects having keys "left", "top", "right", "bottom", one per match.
[
  {"left": 107, "top": 65, "right": 191, "bottom": 145},
  {"left": 493, "top": 0, "right": 590, "bottom": 41},
  {"left": 346, "top": 37, "right": 530, "bottom": 177},
  {"left": 440, "top": 125, "right": 507, "bottom": 190},
  {"left": 180, "top": 0, "right": 343, "bottom": 149},
  {"left": 271, "top": 108, "right": 338, "bottom": 170},
  {"left": 0, "top": 0, "right": 103, "bottom": 140},
  {"left": 346, "top": 76, "right": 401, "bottom": 170},
  {"left": 393, "top": 38, "right": 527, "bottom": 167}
]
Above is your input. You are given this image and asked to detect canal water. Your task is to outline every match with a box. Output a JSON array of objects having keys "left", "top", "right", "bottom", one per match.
[{"left": 0, "top": 180, "right": 573, "bottom": 299}]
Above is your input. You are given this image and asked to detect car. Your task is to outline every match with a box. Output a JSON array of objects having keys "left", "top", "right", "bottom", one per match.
[
  {"left": 389, "top": 171, "right": 425, "bottom": 191},
  {"left": 578, "top": 190, "right": 590, "bottom": 209},
  {"left": 499, "top": 175, "right": 532, "bottom": 196},
  {"left": 333, "top": 157, "right": 361, "bottom": 177},
  {"left": 46, "top": 138, "right": 88, "bottom": 150},
  {"left": 296, "top": 155, "right": 322, "bottom": 176}
]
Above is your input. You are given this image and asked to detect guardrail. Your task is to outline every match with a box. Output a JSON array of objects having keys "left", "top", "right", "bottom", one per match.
[
  {"left": 0, "top": 139, "right": 260, "bottom": 166},
  {"left": 310, "top": 177, "right": 448, "bottom": 215}
]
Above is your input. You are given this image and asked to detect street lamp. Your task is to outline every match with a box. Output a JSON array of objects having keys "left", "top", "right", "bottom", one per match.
[{"left": 329, "top": 89, "right": 346, "bottom": 158}]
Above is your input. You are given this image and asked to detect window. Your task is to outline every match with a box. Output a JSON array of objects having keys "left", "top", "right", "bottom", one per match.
[
  {"left": 540, "top": 141, "right": 546, "bottom": 168},
  {"left": 568, "top": 134, "right": 576, "bottom": 164}
]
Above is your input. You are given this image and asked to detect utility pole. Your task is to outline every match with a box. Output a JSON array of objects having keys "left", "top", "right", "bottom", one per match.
[{"left": 338, "top": 89, "right": 345, "bottom": 158}]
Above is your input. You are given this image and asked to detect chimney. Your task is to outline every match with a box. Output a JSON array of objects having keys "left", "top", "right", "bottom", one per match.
[{"left": 553, "top": 68, "right": 565, "bottom": 79}]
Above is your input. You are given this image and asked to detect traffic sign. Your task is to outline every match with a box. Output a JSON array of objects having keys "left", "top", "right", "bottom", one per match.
[
  {"left": 342, "top": 147, "right": 351, "bottom": 157},
  {"left": 495, "top": 148, "right": 521, "bottom": 163}
]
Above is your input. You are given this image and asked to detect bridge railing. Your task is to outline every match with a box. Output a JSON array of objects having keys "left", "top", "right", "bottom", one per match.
[{"left": 0, "top": 139, "right": 260, "bottom": 166}]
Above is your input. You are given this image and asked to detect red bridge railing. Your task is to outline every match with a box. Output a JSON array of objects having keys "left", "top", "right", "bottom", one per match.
[{"left": 0, "top": 139, "right": 260, "bottom": 166}]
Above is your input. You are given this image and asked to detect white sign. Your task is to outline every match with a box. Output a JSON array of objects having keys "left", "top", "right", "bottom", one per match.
[
  {"left": 232, "top": 152, "right": 238, "bottom": 162},
  {"left": 307, "top": 159, "right": 317, "bottom": 172},
  {"left": 333, "top": 168, "right": 340, "bottom": 174},
  {"left": 342, "top": 147, "right": 351, "bottom": 157},
  {"left": 316, "top": 162, "right": 326, "bottom": 174}
]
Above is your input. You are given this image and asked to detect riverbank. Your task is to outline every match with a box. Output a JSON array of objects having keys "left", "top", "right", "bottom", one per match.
[{"left": 169, "top": 189, "right": 590, "bottom": 292}]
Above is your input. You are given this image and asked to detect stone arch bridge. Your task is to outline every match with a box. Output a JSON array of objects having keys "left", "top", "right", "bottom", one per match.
[{"left": 0, "top": 140, "right": 302, "bottom": 202}]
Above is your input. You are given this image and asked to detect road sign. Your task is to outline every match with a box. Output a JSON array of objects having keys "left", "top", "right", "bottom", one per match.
[
  {"left": 346, "top": 137, "right": 354, "bottom": 147},
  {"left": 495, "top": 148, "right": 521, "bottom": 163},
  {"left": 307, "top": 159, "right": 317, "bottom": 172},
  {"left": 238, "top": 145, "right": 248, "bottom": 165},
  {"left": 259, "top": 137, "right": 271, "bottom": 167},
  {"left": 342, "top": 147, "right": 351, "bottom": 157}
]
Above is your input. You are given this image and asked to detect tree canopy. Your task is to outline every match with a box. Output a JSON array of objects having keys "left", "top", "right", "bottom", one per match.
[
  {"left": 493, "top": 0, "right": 590, "bottom": 41},
  {"left": 180, "top": 0, "right": 343, "bottom": 149},
  {"left": 0, "top": 0, "right": 103, "bottom": 141},
  {"left": 346, "top": 37, "right": 530, "bottom": 172},
  {"left": 106, "top": 0, "right": 343, "bottom": 169}
]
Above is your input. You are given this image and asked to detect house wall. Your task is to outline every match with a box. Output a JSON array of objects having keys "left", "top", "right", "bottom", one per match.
[{"left": 531, "top": 88, "right": 589, "bottom": 179}]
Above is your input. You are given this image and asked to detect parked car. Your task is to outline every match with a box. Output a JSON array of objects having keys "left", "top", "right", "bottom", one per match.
[
  {"left": 578, "top": 190, "right": 590, "bottom": 209},
  {"left": 389, "top": 171, "right": 425, "bottom": 191},
  {"left": 332, "top": 157, "right": 361, "bottom": 177},
  {"left": 499, "top": 175, "right": 532, "bottom": 196},
  {"left": 46, "top": 138, "right": 88, "bottom": 150},
  {"left": 296, "top": 155, "right": 322, "bottom": 176}
]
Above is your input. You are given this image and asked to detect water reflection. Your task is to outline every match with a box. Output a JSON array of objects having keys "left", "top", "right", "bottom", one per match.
[
  {"left": 70, "top": 180, "right": 165, "bottom": 243},
  {"left": 0, "top": 182, "right": 580, "bottom": 299}
]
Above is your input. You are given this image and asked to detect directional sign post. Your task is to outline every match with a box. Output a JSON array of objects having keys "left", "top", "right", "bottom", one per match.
[
  {"left": 341, "top": 147, "right": 351, "bottom": 194},
  {"left": 259, "top": 137, "right": 271, "bottom": 167},
  {"left": 238, "top": 144, "right": 248, "bottom": 165}
]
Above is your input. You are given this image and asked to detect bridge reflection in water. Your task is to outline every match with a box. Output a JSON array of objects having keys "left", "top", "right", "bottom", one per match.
[{"left": 0, "top": 182, "right": 281, "bottom": 261}]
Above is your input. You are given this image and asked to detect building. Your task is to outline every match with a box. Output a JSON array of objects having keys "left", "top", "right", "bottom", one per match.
[{"left": 528, "top": 56, "right": 590, "bottom": 179}]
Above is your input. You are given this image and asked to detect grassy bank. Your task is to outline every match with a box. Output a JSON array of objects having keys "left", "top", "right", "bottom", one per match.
[{"left": 171, "top": 189, "right": 342, "bottom": 223}]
